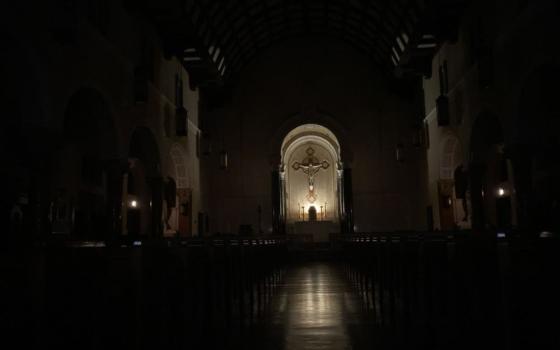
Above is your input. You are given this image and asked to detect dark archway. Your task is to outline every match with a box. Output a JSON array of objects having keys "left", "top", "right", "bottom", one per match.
[
  {"left": 513, "top": 64, "right": 560, "bottom": 232},
  {"left": 127, "top": 127, "right": 162, "bottom": 237},
  {"left": 438, "top": 134, "right": 466, "bottom": 230},
  {"left": 51, "top": 88, "right": 119, "bottom": 239},
  {"left": 1, "top": 35, "right": 49, "bottom": 238},
  {"left": 469, "top": 112, "right": 508, "bottom": 230}
]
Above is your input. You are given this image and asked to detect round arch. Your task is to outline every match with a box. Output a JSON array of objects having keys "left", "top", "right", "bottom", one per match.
[
  {"left": 268, "top": 110, "right": 353, "bottom": 166},
  {"left": 169, "top": 143, "right": 188, "bottom": 189},
  {"left": 50, "top": 87, "right": 119, "bottom": 238},
  {"left": 127, "top": 126, "right": 162, "bottom": 236},
  {"left": 469, "top": 112, "right": 508, "bottom": 230},
  {"left": 439, "top": 133, "right": 463, "bottom": 180},
  {"left": 280, "top": 123, "right": 343, "bottom": 227}
]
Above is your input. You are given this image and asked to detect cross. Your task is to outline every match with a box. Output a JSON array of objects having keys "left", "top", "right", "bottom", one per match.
[{"left": 292, "top": 147, "right": 329, "bottom": 203}]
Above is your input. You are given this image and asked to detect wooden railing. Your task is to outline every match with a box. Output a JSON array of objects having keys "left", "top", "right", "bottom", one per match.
[
  {"left": 1, "top": 236, "right": 287, "bottom": 349},
  {"left": 336, "top": 231, "right": 560, "bottom": 349}
]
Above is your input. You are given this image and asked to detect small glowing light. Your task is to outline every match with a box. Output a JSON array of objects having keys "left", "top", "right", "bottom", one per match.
[
  {"left": 498, "top": 188, "right": 505, "bottom": 197},
  {"left": 130, "top": 200, "right": 138, "bottom": 208},
  {"left": 133, "top": 241, "right": 142, "bottom": 246},
  {"left": 497, "top": 232, "right": 506, "bottom": 238}
]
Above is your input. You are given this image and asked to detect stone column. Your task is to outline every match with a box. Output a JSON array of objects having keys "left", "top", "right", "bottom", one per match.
[{"left": 343, "top": 168, "right": 354, "bottom": 233}]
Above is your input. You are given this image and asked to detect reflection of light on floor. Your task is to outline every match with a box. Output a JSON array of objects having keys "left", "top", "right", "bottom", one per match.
[{"left": 285, "top": 265, "right": 350, "bottom": 348}]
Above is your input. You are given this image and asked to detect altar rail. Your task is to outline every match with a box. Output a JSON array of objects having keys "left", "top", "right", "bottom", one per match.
[
  {"left": 0, "top": 236, "right": 287, "bottom": 349},
  {"left": 337, "top": 231, "right": 560, "bottom": 349}
]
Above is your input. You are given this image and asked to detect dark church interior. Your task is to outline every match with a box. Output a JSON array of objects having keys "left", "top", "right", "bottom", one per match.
[{"left": 2, "top": 1, "right": 560, "bottom": 349}]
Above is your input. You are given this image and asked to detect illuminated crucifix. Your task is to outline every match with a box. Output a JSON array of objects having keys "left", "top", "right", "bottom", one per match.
[{"left": 292, "top": 147, "right": 330, "bottom": 203}]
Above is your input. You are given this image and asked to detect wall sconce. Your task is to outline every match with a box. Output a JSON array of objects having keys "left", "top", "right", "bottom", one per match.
[
  {"left": 396, "top": 143, "right": 405, "bottom": 162},
  {"left": 497, "top": 187, "right": 506, "bottom": 197},
  {"left": 219, "top": 150, "right": 228, "bottom": 169}
]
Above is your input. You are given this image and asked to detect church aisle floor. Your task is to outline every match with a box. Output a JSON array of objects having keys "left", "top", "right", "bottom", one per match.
[{"left": 233, "top": 262, "right": 381, "bottom": 350}]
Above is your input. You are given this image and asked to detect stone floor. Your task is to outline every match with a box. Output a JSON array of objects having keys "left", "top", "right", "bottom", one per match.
[{"left": 232, "top": 262, "right": 384, "bottom": 350}]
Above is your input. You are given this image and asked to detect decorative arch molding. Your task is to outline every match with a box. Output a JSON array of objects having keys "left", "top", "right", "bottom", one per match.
[
  {"left": 280, "top": 124, "right": 342, "bottom": 169},
  {"left": 439, "top": 133, "right": 463, "bottom": 180},
  {"left": 169, "top": 143, "right": 188, "bottom": 189},
  {"left": 269, "top": 110, "right": 353, "bottom": 165}
]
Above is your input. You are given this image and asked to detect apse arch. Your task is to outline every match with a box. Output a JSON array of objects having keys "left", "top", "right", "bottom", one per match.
[
  {"left": 280, "top": 124, "right": 343, "bottom": 225},
  {"left": 269, "top": 110, "right": 353, "bottom": 166},
  {"left": 281, "top": 124, "right": 341, "bottom": 168}
]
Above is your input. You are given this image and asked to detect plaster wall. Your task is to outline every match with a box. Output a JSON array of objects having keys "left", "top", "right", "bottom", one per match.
[
  {"left": 2, "top": 0, "right": 202, "bottom": 235},
  {"left": 422, "top": 0, "right": 560, "bottom": 229},
  {"left": 204, "top": 37, "right": 428, "bottom": 234}
]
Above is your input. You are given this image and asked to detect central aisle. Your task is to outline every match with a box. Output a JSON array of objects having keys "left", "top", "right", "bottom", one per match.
[{"left": 240, "top": 262, "right": 377, "bottom": 350}]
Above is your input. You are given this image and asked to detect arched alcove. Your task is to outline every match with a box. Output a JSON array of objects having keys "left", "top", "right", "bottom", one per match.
[
  {"left": 51, "top": 88, "right": 118, "bottom": 238},
  {"left": 440, "top": 135, "right": 462, "bottom": 180},
  {"left": 127, "top": 127, "right": 161, "bottom": 236},
  {"left": 469, "top": 112, "right": 508, "bottom": 229},
  {"left": 269, "top": 110, "right": 353, "bottom": 166},
  {"left": 514, "top": 64, "right": 560, "bottom": 232},
  {"left": 2, "top": 35, "right": 48, "bottom": 236},
  {"left": 280, "top": 124, "right": 342, "bottom": 228},
  {"left": 438, "top": 134, "right": 467, "bottom": 230}
]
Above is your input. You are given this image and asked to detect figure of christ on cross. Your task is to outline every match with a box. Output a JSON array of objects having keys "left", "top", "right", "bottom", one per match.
[{"left": 292, "top": 147, "right": 330, "bottom": 203}]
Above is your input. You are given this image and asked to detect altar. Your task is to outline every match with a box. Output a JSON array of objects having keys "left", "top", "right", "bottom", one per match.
[{"left": 292, "top": 220, "right": 338, "bottom": 242}]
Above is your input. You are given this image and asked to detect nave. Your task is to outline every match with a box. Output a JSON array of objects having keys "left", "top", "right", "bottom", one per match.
[
  {"left": 3, "top": 233, "right": 559, "bottom": 350},
  {"left": 234, "top": 262, "right": 377, "bottom": 350}
]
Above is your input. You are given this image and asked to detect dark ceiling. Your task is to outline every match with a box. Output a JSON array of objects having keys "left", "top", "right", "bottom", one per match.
[{"left": 134, "top": 0, "right": 468, "bottom": 87}]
